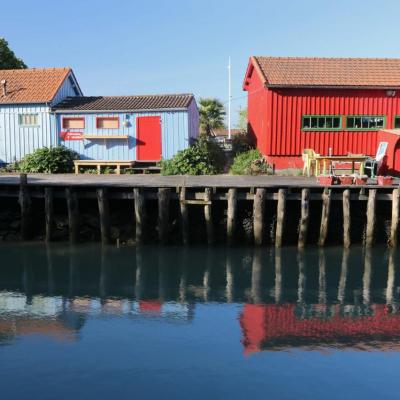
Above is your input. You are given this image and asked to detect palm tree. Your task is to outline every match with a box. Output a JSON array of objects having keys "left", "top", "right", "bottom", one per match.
[{"left": 199, "top": 98, "right": 226, "bottom": 136}]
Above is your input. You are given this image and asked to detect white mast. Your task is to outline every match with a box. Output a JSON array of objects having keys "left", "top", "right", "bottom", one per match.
[{"left": 228, "top": 56, "right": 231, "bottom": 140}]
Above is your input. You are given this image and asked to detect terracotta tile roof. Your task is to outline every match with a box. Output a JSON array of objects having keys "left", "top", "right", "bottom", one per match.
[
  {"left": 252, "top": 56, "right": 400, "bottom": 88},
  {"left": 0, "top": 68, "right": 72, "bottom": 104},
  {"left": 54, "top": 93, "right": 195, "bottom": 111}
]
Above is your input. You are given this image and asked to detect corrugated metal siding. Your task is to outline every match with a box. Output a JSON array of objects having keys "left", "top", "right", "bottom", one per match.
[
  {"left": 0, "top": 104, "right": 52, "bottom": 163},
  {"left": 57, "top": 110, "right": 191, "bottom": 161},
  {"left": 266, "top": 88, "right": 400, "bottom": 157}
]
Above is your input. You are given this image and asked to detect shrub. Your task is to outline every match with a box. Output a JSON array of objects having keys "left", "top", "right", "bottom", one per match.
[
  {"left": 160, "top": 136, "right": 226, "bottom": 175},
  {"left": 231, "top": 133, "right": 252, "bottom": 155},
  {"left": 230, "top": 149, "right": 271, "bottom": 175},
  {"left": 19, "top": 146, "right": 78, "bottom": 173}
]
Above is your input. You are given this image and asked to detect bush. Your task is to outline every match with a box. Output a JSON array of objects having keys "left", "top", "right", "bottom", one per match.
[
  {"left": 230, "top": 149, "right": 271, "bottom": 175},
  {"left": 160, "top": 136, "right": 226, "bottom": 175},
  {"left": 19, "top": 146, "right": 78, "bottom": 173},
  {"left": 231, "top": 133, "right": 252, "bottom": 155}
]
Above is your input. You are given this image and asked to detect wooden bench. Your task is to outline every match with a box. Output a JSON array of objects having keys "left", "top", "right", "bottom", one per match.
[{"left": 74, "top": 160, "right": 135, "bottom": 175}]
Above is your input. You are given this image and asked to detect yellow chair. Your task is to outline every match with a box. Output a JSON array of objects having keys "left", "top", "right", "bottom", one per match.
[{"left": 302, "top": 149, "right": 319, "bottom": 177}]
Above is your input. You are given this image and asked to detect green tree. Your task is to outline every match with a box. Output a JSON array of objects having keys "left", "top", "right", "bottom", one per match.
[
  {"left": 237, "top": 108, "right": 248, "bottom": 131},
  {"left": 199, "top": 98, "right": 226, "bottom": 136},
  {"left": 0, "top": 38, "right": 27, "bottom": 69}
]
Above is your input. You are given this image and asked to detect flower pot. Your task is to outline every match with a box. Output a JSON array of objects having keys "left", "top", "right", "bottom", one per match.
[
  {"left": 377, "top": 176, "right": 394, "bottom": 186},
  {"left": 354, "top": 176, "right": 368, "bottom": 185},
  {"left": 339, "top": 176, "right": 354, "bottom": 185},
  {"left": 317, "top": 175, "right": 334, "bottom": 185}
]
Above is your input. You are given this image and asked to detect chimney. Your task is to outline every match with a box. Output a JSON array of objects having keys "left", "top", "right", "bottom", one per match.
[{"left": 1, "top": 79, "right": 7, "bottom": 96}]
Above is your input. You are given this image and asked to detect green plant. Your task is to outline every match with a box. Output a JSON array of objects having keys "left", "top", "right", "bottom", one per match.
[
  {"left": 230, "top": 149, "right": 270, "bottom": 175},
  {"left": 199, "top": 98, "right": 226, "bottom": 136},
  {"left": 231, "top": 133, "right": 252, "bottom": 155},
  {"left": 19, "top": 146, "right": 78, "bottom": 173},
  {"left": 160, "top": 137, "right": 226, "bottom": 175}
]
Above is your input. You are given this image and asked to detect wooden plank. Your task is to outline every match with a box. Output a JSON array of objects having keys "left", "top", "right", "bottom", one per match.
[
  {"left": 18, "top": 173, "right": 32, "bottom": 240},
  {"left": 134, "top": 188, "right": 145, "bottom": 244},
  {"left": 343, "top": 189, "right": 351, "bottom": 248},
  {"left": 253, "top": 188, "right": 266, "bottom": 246},
  {"left": 97, "top": 188, "right": 111, "bottom": 245},
  {"left": 298, "top": 188, "right": 310, "bottom": 249},
  {"left": 227, "top": 188, "right": 237, "bottom": 246},
  {"left": 65, "top": 187, "right": 79, "bottom": 243},
  {"left": 204, "top": 188, "right": 214, "bottom": 245},
  {"left": 158, "top": 188, "right": 171, "bottom": 245},
  {"left": 180, "top": 187, "right": 189, "bottom": 245},
  {"left": 365, "top": 189, "right": 377, "bottom": 247},
  {"left": 44, "top": 187, "right": 54, "bottom": 242},
  {"left": 318, "top": 188, "right": 331, "bottom": 246},
  {"left": 389, "top": 188, "right": 400, "bottom": 247},
  {"left": 275, "top": 189, "right": 286, "bottom": 248}
]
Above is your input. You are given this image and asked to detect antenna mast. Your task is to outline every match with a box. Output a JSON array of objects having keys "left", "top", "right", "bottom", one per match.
[{"left": 228, "top": 57, "right": 231, "bottom": 140}]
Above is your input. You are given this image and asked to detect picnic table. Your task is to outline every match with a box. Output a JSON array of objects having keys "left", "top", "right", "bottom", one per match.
[{"left": 315, "top": 155, "right": 369, "bottom": 176}]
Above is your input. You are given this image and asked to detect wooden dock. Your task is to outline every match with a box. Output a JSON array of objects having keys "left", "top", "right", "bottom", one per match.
[{"left": 0, "top": 173, "right": 399, "bottom": 247}]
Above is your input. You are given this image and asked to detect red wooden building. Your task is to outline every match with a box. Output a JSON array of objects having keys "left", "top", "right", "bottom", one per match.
[{"left": 243, "top": 57, "right": 400, "bottom": 173}]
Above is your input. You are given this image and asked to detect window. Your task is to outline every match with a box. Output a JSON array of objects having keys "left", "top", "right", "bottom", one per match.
[
  {"left": 346, "top": 116, "right": 385, "bottom": 130},
  {"left": 62, "top": 117, "right": 85, "bottom": 129},
  {"left": 96, "top": 117, "right": 119, "bottom": 129},
  {"left": 19, "top": 114, "right": 39, "bottom": 126},
  {"left": 302, "top": 115, "right": 342, "bottom": 131},
  {"left": 394, "top": 116, "right": 400, "bottom": 129}
]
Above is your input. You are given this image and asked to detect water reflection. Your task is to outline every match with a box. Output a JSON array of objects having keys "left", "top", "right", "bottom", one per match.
[{"left": 0, "top": 244, "right": 399, "bottom": 354}]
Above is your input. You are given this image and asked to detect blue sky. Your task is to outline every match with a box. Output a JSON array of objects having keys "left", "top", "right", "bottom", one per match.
[{"left": 3, "top": 0, "right": 400, "bottom": 125}]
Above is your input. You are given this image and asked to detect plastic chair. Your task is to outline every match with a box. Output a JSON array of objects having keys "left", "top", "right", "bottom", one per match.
[
  {"left": 302, "top": 149, "right": 319, "bottom": 177},
  {"left": 364, "top": 142, "right": 388, "bottom": 178}
]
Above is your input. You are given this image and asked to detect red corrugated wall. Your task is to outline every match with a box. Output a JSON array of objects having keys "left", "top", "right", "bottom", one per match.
[{"left": 247, "top": 77, "right": 400, "bottom": 169}]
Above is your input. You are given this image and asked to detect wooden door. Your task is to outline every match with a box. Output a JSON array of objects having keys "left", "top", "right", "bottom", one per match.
[{"left": 136, "top": 116, "right": 162, "bottom": 161}]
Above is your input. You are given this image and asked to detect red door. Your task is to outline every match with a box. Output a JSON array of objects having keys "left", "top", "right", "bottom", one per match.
[{"left": 136, "top": 116, "right": 162, "bottom": 161}]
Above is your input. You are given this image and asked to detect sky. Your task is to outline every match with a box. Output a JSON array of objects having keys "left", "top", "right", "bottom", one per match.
[{"left": 3, "top": 0, "right": 400, "bottom": 125}]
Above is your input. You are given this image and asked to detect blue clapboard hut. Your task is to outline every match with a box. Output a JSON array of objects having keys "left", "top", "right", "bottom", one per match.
[{"left": 54, "top": 94, "right": 199, "bottom": 161}]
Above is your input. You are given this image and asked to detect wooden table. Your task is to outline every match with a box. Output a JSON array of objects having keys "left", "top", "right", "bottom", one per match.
[
  {"left": 315, "top": 155, "right": 368, "bottom": 176},
  {"left": 74, "top": 160, "right": 135, "bottom": 174}
]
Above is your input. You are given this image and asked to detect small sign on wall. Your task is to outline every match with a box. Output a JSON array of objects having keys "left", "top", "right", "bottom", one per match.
[{"left": 60, "top": 131, "right": 83, "bottom": 141}]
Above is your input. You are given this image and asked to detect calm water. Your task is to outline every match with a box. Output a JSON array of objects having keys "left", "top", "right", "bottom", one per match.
[{"left": 0, "top": 244, "right": 400, "bottom": 399}]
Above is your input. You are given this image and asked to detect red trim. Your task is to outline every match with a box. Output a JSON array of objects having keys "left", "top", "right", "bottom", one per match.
[
  {"left": 96, "top": 117, "right": 120, "bottom": 129},
  {"left": 62, "top": 117, "right": 85, "bottom": 129}
]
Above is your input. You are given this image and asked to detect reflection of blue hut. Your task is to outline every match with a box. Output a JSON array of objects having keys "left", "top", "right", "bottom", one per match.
[{"left": 54, "top": 94, "right": 199, "bottom": 161}]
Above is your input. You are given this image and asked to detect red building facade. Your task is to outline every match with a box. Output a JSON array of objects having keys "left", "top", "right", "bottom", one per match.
[{"left": 243, "top": 57, "right": 400, "bottom": 172}]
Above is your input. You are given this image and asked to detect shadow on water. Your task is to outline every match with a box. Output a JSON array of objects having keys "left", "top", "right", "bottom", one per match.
[{"left": 0, "top": 243, "right": 399, "bottom": 354}]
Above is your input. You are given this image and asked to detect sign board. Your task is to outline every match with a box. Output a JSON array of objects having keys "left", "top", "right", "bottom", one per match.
[{"left": 60, "top": 131, "right": 84, "bottom": 141}]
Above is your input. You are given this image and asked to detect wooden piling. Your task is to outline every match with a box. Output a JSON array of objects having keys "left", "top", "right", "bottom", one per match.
[
  {"left": 389, "top": 188, "right": 400, "bottom": 247},
  {"left": 179, "top": 187, "right": 189, "bottom": 245},
  {"left": 44, "top": 187, "right": 54, "bottom": 242},
  {"left": 275, "top": 189, "right": 286, "bottom": 248},
  {"left": 133, "top": 188, "right": 145, "bottom": 244},
  {"left": 65, "top": 187, "right": 79, "bottom": 243},
  {"left": 253, "top": 188, "right": 265, "bottom": 246},
  {"left": 158, "top": 188, "right": 170, "bottom": 245},
  {"left": 365, "top": 189, "right": 377, "bottom": 247},
  {"left": 318, "top": 188, "right": 331, "bottom": 246},
  {"left": 343, "top": 189, "right": 351, "bottom": 248},
  {"left": 227, "top": 188, "right": 237, "bottom": 246},
  {"left": 18, "top": 173, "right": 32, "bottom": 240},
  {"left": 204, "top": 188, "right": 214, "bottom": 245},
  {"left": 298, "top": 188, "right": 310, "bottom": 249},
  {"left": 97, "top": 188, "right": 111, "bottom": 245}
]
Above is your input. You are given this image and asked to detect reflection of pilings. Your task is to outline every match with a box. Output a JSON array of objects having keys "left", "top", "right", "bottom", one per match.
[
  {"left": 226, "top": 252, "right": 234, "bottom": 303},
  {"left": 179, "top": 249, "right": 188, "bottom": 303},
  {"left": 318, "top": 250, "right": 327, "bottom": 304},
  {"left": 363, "top": 249, "right": 372, "bottom": 305},
  {"left": 135, "top": 248, "right": 143, "bottom": 300},
  {"left": 338, "top": 249, "right": 349, "bottom": 304},
  {"left": 297, "top": 251, "right": 306, "bottom": 304},
  {"left": 68, "top": 245, "right": 79, "bottom": 298},
  {"left": 158, "top": 249, "right": 167, "bottom": 301},
  {"left": 251, "top": 249, "right": 262, "bottom": 303},
  {"left": 275, "top": 249, "right": 282, "bottom": 304},
  {"left": 386, "top": 250, "right": 395, "bottom": 305},
  {"left": 99, "top": 248, "right": 107, "bottom": 298},
  {"left": 203, "top": 249, "right": 212, "bottom": 302},
  {"left": 46, "top": 245, "right": 54, "bottom": 295},
  {"left": 22, "top": 251, "right": 33, "bottom": 303}
]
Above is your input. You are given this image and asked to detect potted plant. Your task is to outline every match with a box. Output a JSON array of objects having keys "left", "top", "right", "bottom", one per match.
[
  {"left": 339, "top": 175, "right": 354, "bottom": 185},
  {"left": 377, "top": 176, "right": 394, "bottom": 186},
  {"left": 354, "top": 175, "right": 368, "bottom": 185},
  {"left": 317, "top": 175, "right": 335, "bottom": 185}
]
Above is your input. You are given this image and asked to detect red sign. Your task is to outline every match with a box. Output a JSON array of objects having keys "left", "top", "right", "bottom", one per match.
[{"left": 60, "top": 131, "right": 83, "bottom": 141}]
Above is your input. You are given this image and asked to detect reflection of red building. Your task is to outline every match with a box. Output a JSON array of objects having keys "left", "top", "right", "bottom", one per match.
[{"left": 240, "top": 304, "right": 400, "bottom": 355}]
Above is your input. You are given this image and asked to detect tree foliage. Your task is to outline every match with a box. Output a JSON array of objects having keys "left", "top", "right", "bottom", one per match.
[
  {"left": 0, "top": 38, "right": 27, "bottom": 69},
  {"left": 160, "top": 136, "right": 225, "bottom": 175},
  {"left": 237, "top": 108, "right": 248, "bottom": 131},
  {"left": 230, "top": 149, "right": 271, "bottom": 175},
  {"left": 199, "top": 98, "right": 226, "bottom": 136}
]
